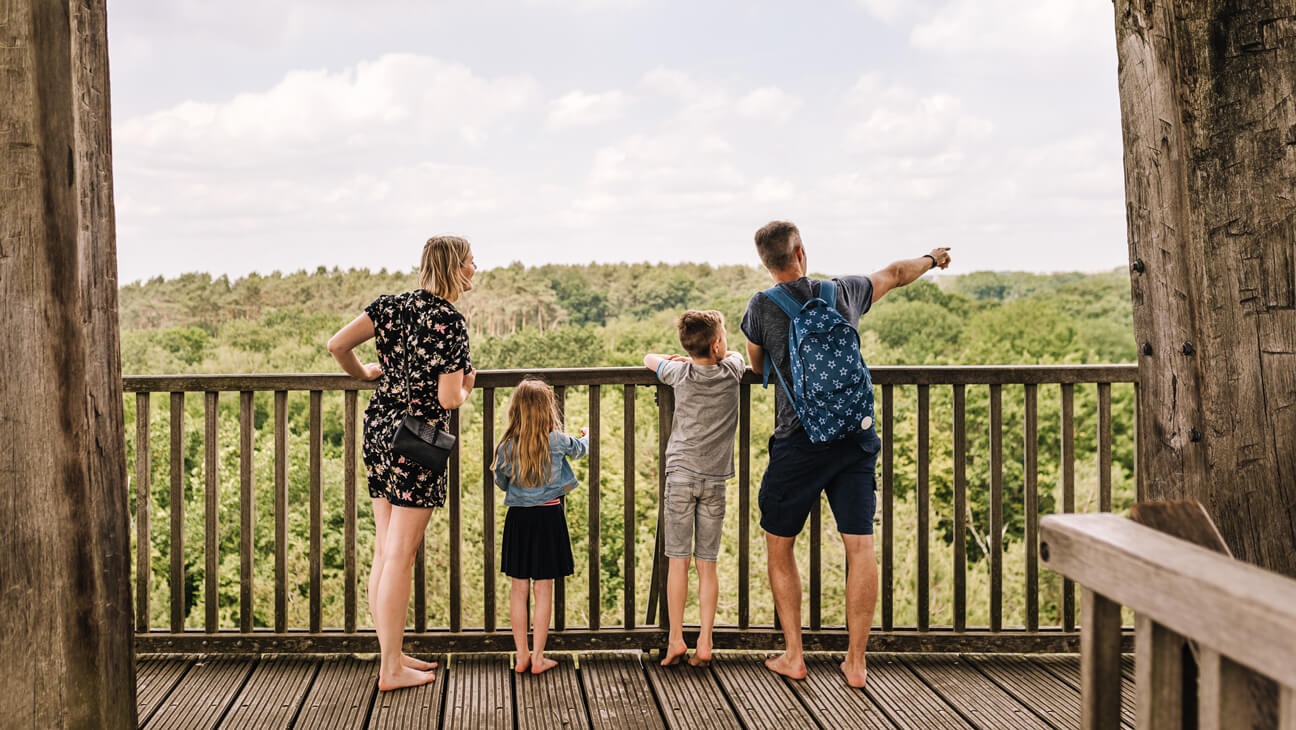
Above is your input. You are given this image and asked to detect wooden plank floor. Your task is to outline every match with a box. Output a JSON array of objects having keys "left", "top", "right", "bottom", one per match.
[{"left": 135, "top": 652, "right": 1135, "bottom": 729}]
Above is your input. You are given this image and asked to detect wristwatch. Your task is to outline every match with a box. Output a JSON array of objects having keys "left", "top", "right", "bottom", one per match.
[{"left": 923, "top": 254, "right": 938, "bottom": 269}]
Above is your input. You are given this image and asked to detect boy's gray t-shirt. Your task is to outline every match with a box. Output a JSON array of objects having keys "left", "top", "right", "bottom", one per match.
[
  {"left": 740, "top": 276, "right": 874, "bottom": 439},
  {"left": 656, "top": 352, "right": 745, "bottom": 480}
]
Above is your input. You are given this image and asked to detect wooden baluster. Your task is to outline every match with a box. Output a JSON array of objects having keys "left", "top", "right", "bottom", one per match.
[
  {"left": 170, "top": 392, "right": 184, "bottom": 633},
  {"left": 917, "top": 384, "right": 930, "bottom": 632},
  {"left": 881, "top": 384, "right": 894, "bottom": 631},
  {"left": 1281, "top": 686, "right": 1296, "bottom": 730},
  {"left": 810, "top": 497, "right": 821, "bottom": 632},
  {"left": 990, "top": 383, "right": 1003, "bottom": 632},
  {"left": 135, "top": 392, "right": 151, "bottom": 633},
  {"left": 624, "top": 385, "right": 636, "bottom": 630},
  {"left": 343, "top": 390, "right": 357, "bottom": 634},
  {"left": 1061, "top": 384, "right": 1076, "bottom": 632},
  {"left": 309, "top": 391, "right": 322, "bottom": 633},
  {"left": 1135, "top": 614, "right": 1185, "bottom": 730},
  {"left": 449, "top": 407, "right": 461, "bottom": 633},
  {"left": 738, "top": 383, "right": 750, "bottom": 631},
  {"left": 553, "top": 386, "right": 565, "bottom": 631},
  {"left": 1135, "top": 383, "right": 1144, "bottom": 502},
  {"left": 239, "top": 392, "right": 255, "bottom": 634},
  {"left": 1199, "top": 648, "right": 1265, "bottom": 730},
  {"left": 1080, "top": 588, "right": 1123, "bottom": 730},
  {"left": 1098, "top": 383, "right": 1112, "bottom": 513},
  {"left": 589, "top": 384, "right": 601, "bottom": 631},
  {"left": 952, "top": 384, "right": 967, "bottom": 633},
  {"left": 1025, "top": 383, "right": 1039, "bottom": 632},
  {"left": 204, "top": 391, "right": 219, "bottom": 633},
  {"left": 483, "top": 388, "right": 496, "bottom": 633},
  {"left": 414, "top": 537, "right": 427, "bottom": 633},
  {"left": 274, "top": 390, "right": 287, "bottom": 633},
  {"left": 656, "top": 386, "right": 672, "bottom": 629}
]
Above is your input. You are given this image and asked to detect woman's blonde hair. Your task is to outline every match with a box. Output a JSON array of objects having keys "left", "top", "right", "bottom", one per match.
[
  {"left": 493, "top": 378, "right": 562, "bottom": 488},
  {"left": 419, "top": 236, "right": 473, "bottom": 302}
]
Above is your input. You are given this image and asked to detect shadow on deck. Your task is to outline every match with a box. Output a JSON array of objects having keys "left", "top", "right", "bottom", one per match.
[{"left": 136, "top": 651, "right": 1136, "bottom": 729}]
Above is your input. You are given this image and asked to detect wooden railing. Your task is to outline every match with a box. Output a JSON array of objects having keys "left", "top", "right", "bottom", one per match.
[
  {"left": 1040, "top": 513, "right": 1296, "bottom": 729},
  {"left": 125, "top": 364, "right": 1137, "bottom": 654}
]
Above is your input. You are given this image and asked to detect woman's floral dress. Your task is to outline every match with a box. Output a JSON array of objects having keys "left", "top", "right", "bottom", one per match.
[{"left": 363, "top": 290, "right": 471, "bottom": 508}]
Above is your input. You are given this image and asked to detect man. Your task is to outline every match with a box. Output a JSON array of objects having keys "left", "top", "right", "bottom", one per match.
[{"left": 740, "top": 220, "right": 950, "bottom": 688}]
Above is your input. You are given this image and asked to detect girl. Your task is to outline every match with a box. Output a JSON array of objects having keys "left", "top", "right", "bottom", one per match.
[
  {"left": 327, "top": 236, "right": 477, "bottom": 691},
  {"left": 492, "top": 378, "right": 588, "bottom": 675}
]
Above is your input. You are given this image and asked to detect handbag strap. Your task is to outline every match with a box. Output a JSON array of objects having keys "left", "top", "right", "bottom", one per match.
[{"left": 398, "top": 295, "right": 416, "bottom": 416}]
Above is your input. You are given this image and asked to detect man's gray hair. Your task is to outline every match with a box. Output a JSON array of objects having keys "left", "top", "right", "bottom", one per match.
[{"left": 754, "top": 221, "right": 801, "bottom": 272}]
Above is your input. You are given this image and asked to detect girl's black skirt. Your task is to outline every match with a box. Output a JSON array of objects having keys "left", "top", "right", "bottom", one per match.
[{"left": 501, "top": 504, "right": 574, "bottom": 580}]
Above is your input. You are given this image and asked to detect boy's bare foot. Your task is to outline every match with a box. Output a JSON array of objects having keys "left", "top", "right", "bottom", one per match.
[
  {"left": 530, "top": 656, "right": 558, "bottom": 675},
  {"left": 764, "top": 652, "right": 807, "bottom": 679},
  {"left": 840, "top": 657, "right": 868, "bottom": 688},
  {"left": 688, "top": 638, "right": 712, "bottom": 667},
  {"left": 514, "top": 652, "right": 531, "bottom": 673},
  {"left": 377, "top": 667, "right": 436, "bottom": 691},
  {"left": 402, "top": 654, "right": 437, "bottom": 671},
  {"left": 660, "top": 639, "right": 689, "bottom": 666}
]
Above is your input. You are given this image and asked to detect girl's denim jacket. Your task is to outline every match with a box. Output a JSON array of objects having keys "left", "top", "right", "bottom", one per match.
[{"left": 494, "top": 430, "right": 590, "bottom": 507}]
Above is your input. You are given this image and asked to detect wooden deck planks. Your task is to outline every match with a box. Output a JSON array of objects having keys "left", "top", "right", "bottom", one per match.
[
  {"left": 443, "top": 654, "right": 514, "bottom": 730},
  {"left": 579, "top": 653, "right": 665, "bottom": 730},
  {"left": 369, "top": 655, "right": 449, "bottom": 730},
  {"left": 644, "top": 660, "right": 742, "bottom": 730},
  {"left": 218, "top": 656, "right": 318, "bottom": 729},
  {"left": 136, "top": 657, "right": 194, "bottom": 727},
  {"left": 785, "top": 654, "right": 896, "bottom": 729},
  {"left": 1031, "top": 654, "right": 1137, "bottom": 728},
  {"left": 865, "top": 654, "right": 975, "bottom": 729},
  {"left": 904, "top": 654, "right": 1052, "bottom": 729},
  {"left": 964, "top": 654, "right": 1087, "bottom": 730},
  {"left": 293, "top": 656, "right": 378, "bottom": 729},
  {"left": 144, "top": 656, "right": 256, "bottom": 730},
  {"left": 710, "top": 654, "right": 817, "bottom": 729},
  {"left": 515, "top": 656, "right": 588, "bottom": 730}
]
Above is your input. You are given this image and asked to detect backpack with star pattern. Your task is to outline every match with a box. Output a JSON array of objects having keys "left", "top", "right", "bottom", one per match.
[{"left": 761, "top": 279, "right": 875, "bottom": 444}]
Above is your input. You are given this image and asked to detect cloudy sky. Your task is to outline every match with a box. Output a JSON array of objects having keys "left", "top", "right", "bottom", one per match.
[{"left": 107, "top": 0, "right": 1126, "bottom": 284}]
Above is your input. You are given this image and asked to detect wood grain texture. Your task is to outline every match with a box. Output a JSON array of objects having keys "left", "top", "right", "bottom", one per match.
[
  {"left": 1116, "top": 0, "right": 1296, "bottom": 578},
  {"left": 515, "top": 655, "right": 588, "bottom": 730},
  {"left": 368, "top": 654, "right": 447, "bottom": 730},
  {"left": 579, "top": 653, "right": 665, "bottom": 730},
  {"left": 643, "top": 661, "right": 742, "bottom": 730},
  {"left": 626, "top": 385, "right": 638, "bottom": 630},
  {"left": 443, "top": 654, "right": 512, "bottom": 730},
  {"left": 953, "top": 385, "right": 967, "bottom": 633},
  {"left": 239, "top": 392, "right": 255, "bottom": 634},
  {"left": 918, "top": 385, "right": 930, "bottom": 632},
  {"left": 1135, "top": 615, "right": 1185, "bottom": 730},
  {"left": 904, "top": 653, "right": 1052, "bottom": 729},
  {"left": 882, "top": 384, "right": 895, "bottom": 631},
  {"left": 711, "top": 654, "right": 817, "bottom": 729},
  {"left": 1080, "top": 589, "right": 1124, "bottom": 730},
  {"left": 219, "top": 656, "right": 318, "bottom": 730},
  {"left": 205, "top": 392, "right": 220, "bottom": 633},
  {"left": 293, "top": 656, "right": 377, "bottom": 730}
]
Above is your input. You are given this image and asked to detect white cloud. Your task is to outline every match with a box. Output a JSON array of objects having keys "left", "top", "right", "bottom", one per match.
[
  {"left": 546, "top": 90, "right": 634, "bottom": 130},
  {"left": 736, "top": 87, "right": 803, "bottom": 125},
  {"left": 854, "top": 0, "right": 911, "bottom": 23},
  {"left": 843, "top": 75, "right": 993, "bottom": 158},
  {"left": 910, "top": 0, "right": 1111, "bottom": 57}
]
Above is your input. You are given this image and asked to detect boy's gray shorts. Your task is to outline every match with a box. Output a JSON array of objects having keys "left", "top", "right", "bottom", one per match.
[{"left": 663, "top": 473, "right": 727, "bottom": 562}]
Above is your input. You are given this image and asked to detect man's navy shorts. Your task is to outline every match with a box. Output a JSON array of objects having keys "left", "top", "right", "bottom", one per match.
[{"left": 758, "top": 427, "right": 881, "bottom": 538}]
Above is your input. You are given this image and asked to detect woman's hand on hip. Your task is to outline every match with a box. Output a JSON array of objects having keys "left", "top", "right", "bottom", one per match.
[{"left": 362, "top": 362, "right": 383, "bottom": 381}]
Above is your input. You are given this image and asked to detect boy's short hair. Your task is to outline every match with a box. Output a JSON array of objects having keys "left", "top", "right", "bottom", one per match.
[
  {"left": 676, "top": 310, "right": 725, "bottom": 359},
  {"left": 754, "top": 220, "right": 801, "bottom": 272}
]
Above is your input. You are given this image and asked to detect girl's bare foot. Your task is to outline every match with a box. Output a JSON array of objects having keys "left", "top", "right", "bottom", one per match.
[
  {"left": 530, "top": 656, "right": 558, "bottom": 675},
  {"left": 688, "top": 639, "right": 712, "bottom": 667},
  {"left": 660, "top": 639, "right": 689, "bottom": 667},
  {"left": 840, "top": 657, "right": 868, "bottom": 688},
  {"left": 514, "top": 652, "right": 532, "bottom": 673},
  {"left": 402, "top": 654, "right": 437, "bottom": 671},
  {"left": 764, "top": 652, "right": 807, "bottom": 679},
  {"left": 377, "top": 666, "right": 436, "bottom": 691}
]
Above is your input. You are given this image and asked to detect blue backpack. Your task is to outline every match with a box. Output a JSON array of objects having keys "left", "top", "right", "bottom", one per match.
[{"left": 761, "top": 280, "right": 875, "bottom": 443}]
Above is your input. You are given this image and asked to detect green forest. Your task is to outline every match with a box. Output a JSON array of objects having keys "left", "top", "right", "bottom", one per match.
[{"left": 121, "top": 262, "right": 1138, "bottom": 634}]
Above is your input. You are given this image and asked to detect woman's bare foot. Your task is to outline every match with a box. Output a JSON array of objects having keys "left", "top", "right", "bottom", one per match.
[
  {"left": 530, "top": 655, "right": 558, "bottom": 675},
  {"left": 688, "top": 638, "right": 712, "bottom": 667},
  {"left": 514, "top": 652, "right": 532, "bottom": 673},
  {"left": 377, "top": 666, "right": 436, "bottom": 692},
  {"left": 764, "top": 652, "right": 807, "bottom": 679},
  {"left": 840, "top": 657, "right": 868, "bottom": 688},
  {"left": 661, "top": 639, "right": 689, "bottom": 667},
  {"left": 401, "top": 654, "right": 437, "bottom": 671}
]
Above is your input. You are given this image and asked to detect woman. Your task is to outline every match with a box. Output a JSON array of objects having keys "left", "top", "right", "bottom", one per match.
[{"left": 327, "top": 236, "right": 477, "bottom": 691}]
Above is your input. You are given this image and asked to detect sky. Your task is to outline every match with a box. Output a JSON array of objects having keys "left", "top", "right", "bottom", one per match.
[{"left": 107, "top": 0, "right": 1127, "bottom": 284}]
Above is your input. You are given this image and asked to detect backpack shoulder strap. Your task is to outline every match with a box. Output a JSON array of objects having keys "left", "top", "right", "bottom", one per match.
[
  {"left": 818, "top": 279, "right": 838, "bottom": 309},
  {"left": 762, "top": 285, "right": 803, "bottom": 319}
]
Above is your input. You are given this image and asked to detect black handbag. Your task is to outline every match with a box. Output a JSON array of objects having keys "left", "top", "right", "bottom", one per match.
[{"left": 388, "top": 297, "right": 456, "bottom": 475}]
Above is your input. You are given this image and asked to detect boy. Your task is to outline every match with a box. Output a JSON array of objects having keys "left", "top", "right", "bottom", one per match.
[{"left": 644, "top": 310, "right": 746, "bottom": 666}]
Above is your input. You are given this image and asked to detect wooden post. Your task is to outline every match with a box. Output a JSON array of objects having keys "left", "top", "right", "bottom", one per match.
[
  {"left": 0, "top": 0, "right": 136, "bottom": 725},
  {"left": 1117, "top": 0, "right": 1296, "bottom": 577},
  {"left": 1135, "top": 614, "right": 1186, "bottom": 730},
  {"left": 1080, "top": 588, "right": 1123, "bottom": 730}
]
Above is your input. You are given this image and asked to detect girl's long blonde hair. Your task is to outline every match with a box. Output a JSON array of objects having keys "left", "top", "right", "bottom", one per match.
[
  {"left": 493, "top": 378, "right": 562, "bottom": 487},
  {"left": 420, "top": 236, "right": 472, "bottom": 302}
]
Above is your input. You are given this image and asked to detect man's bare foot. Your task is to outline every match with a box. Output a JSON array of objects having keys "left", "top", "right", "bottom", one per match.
[
  {"left": 688, "top": 638, "right": 712, "bottom": 667},
  {"left": 840, "top": 657, "right": 868, "bottom": 688},
  {"left": 402, "top": 654, "right": 437, "bottom": 671},
  {"left": 377, "top": 666, "right": 436, "bottom": 691},
  {"left": 530, "top": 656, "right": 558, "bottom": 675},
  {"left": 514, "top": 652, "right": 532, "bottom": 673},
  {"left": 661, "top": 639, "right": 689, "bottom": 667},
  {"left": 764, "top": 652, "right": 807, "bottom": 679}
]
